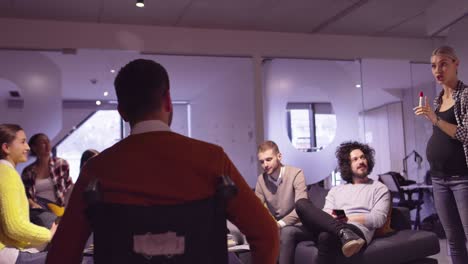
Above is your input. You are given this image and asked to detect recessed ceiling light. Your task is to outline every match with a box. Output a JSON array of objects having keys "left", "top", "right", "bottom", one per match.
[
  {"left": 103, "top": 91, "right": 109, "bottom": 97},
  {"left": 110, "top": 69, "right": 115, "bottom": 73},
  {"left": 136, "top": 0, "right": 144, "bottom": 8},
  {"left": 96, "top": 100, "right": 102, "bottom": 106},
  {"left": 355, "top": 84, "right": 361, "bottom": 88}
]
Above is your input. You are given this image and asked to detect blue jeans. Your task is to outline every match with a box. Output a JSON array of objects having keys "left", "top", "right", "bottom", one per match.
[{"left": 432, "top": 177, "right": 468, "bottom": 264}]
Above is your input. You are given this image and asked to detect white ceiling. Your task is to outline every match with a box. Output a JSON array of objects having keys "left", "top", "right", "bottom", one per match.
[
  {"left": 0, "top": 0, "right": 448, "bottom": 38},
  {"left": 0, "top": 0, "right": 458, "bottom": 104},
  {"left": 0, "top": 49, "right": 255, "bottom": 100}
]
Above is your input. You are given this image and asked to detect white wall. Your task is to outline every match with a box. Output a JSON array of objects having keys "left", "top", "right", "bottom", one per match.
[
  {"left": 0, "top": 18, "right": 440, "bottom": 61},
  {"left": 263, "top": 59, "right": 363, "bottom": 184},
  {"left": 0, "top": 17, "right": 452, "bottom": 186},
  {"left": 0, "top": 50, "right": 62, "bottom": 174},
  {"left": 0, "top": 52, "right": 259, "bottom": 186},
  {"left": 363, "top": 102, "right": 405, "bottom": 179},
  {"left": 359, "top": 59, "right": 436, "bottom": 183},
  {"left": 402, "top": 63, "right": 435, "bottom": 183},
  {"left": 447, "top": 16, "right": 468, "bottom": 84},
  {"left": 361, "top": 59, "right": 410, "bottom": 180},
  {"left": 0, "top": 50, "right": 62, "bottom": 138}
]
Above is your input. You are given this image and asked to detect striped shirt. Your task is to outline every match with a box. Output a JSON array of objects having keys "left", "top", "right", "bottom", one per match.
[{"left": 434, "top": 80, "right": 468, "bottom": 167}]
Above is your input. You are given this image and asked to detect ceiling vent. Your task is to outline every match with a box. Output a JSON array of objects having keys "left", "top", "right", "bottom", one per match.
[{"left": 9, "top": 91, "right": 20, "bottom": 98}]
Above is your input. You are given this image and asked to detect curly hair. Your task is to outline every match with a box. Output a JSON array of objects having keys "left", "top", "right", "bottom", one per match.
[{"left": 335, "top": 141, "right": 375, "bottom": 183}]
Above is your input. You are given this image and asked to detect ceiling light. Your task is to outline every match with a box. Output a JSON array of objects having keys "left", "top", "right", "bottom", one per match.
[
  {"left": 96, "top": 100, "right": 102, "bottom": 106},
  {"left": 355, "top": 84, "right": 361, "bottom": 88},
  {"left": 103, "top": 91, "right": 109, "bottom": 97},
  {"left": 136, "top": 0, "right": 144, "bottom": 8},
  {"left": 110, "top": 69, "right": 115, "bottom": 73}
]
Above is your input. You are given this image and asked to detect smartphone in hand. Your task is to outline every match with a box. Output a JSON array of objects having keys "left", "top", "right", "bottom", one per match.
[{"left": 333, "top": 209, "right": 346, "bottom": 218}]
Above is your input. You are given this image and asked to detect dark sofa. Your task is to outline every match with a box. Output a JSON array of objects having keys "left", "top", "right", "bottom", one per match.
[{"left": 294, "top": 185, "right": 440, "bottom": 264}]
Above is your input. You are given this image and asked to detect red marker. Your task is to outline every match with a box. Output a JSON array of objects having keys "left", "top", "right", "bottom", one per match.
[{"left": 419, "top": 91, "right": 424, "bottom": 107}]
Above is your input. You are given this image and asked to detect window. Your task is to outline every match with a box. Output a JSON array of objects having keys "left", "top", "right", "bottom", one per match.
[
  {"left": 331, "top": 170, "right": 344, "bottom": 186},
  {"left": 56, "top": 110, "right": 122, "bottom": 182},
  {"left": 55, "top": 103, "right": 191, "bottom": 182},
  {"left": 287, "top": 102, "right": 336, "bottom": 152}
]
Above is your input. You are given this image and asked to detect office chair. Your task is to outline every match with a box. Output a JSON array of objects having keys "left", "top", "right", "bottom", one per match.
[
  {"left": 379, "top": 172, "right": 423, "bottom": 230},
  {"left": 84, "top": 175, "right": 237, "bottom": 264}
]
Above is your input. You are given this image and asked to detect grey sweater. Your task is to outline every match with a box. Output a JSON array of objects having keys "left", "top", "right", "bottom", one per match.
[
  {"left": 323, "top": 179, "right": 390, "bottom": 243},
  {"left": 255, "top": 165, "right": 308, "bottom": 226}
]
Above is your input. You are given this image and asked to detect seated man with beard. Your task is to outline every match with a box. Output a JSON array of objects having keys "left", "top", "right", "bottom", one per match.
[{"left": 296, "top": 141, "right": 391, "bottom": 264}]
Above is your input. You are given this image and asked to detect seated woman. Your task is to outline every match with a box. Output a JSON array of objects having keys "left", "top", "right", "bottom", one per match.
[
  {"left": 0, "top": 124, "right": 57, "bottom": 264},
  {"left": 21, "top": 133, "right": 72, "bottom": 228},
  {"left": 60, "top": 149, "right": 100, "bottom": 206},
  {"left": 80, "top": 149, "right": 99, "bottom": 169}
]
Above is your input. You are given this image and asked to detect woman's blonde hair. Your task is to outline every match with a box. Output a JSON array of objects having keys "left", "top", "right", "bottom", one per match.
[{"left": 432, "top": 46, "right": 459, "bottom": 62}]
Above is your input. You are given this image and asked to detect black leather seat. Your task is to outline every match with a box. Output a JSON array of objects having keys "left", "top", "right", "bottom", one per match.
[{"left": 84, "top": 176, "right": 237, "bottom": 264}]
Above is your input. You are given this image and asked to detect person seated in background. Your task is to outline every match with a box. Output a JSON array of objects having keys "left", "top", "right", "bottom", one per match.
[
  {"left": 0, "top": 124, "right": 57, "bottom": 264},
  {"left": 46, "top": 59, "right": 279, "bottom": 264},
  {"left": 80, "top": 149, "right": 99, "bottom": 169},
  {"left": 59, "top": 149, "right": 100, "bottom": 206},
  {"left": 21, "top": 133, "right": 72, "bottom": 228},
  {"left": 255, "top": 140, "right": 312, "bottom": 264},
  {"left": 295, "top": 141, "right": 391, "bottom": 264}
]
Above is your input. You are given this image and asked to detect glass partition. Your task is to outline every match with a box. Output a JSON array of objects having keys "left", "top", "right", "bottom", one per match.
[
  {"left": 360, "top": 59, "right": 434, "bottom": 182},
  {"left": 263, "top": 58, "right": 364, "bottom": 184}
]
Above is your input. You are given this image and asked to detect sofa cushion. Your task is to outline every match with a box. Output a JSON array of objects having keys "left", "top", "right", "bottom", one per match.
[
  {"left": 295, "top": 229, "right": 440, "bottom": 264},
  {"left": 307, "top": 185, "right": 410, "bottom": 230},
  {"left": 374, "top": 206, "right": 394, "bottom": 237}
]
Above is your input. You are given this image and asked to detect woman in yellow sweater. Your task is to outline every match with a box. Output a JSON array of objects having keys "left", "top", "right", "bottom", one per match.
[{"left": 0, "top": 124, "right": 57, "bottom": 264}]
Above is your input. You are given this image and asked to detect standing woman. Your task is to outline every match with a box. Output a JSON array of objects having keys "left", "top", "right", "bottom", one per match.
[
  {"left": 0, "top": 124, "right": 56, "bottom": 263},
  {"left": 415, "top": 46, "right": 468, "bottom": 264}
]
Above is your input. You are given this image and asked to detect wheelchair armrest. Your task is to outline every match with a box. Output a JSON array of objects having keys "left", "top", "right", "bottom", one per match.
[
  {"left": 84, "top": 178, "right": 102, "bottom": 206},
  {"left": 217, "top": 175, "right": 238, "bottom": 200}
]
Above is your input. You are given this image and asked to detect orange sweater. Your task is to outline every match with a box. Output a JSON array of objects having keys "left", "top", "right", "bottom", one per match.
[{"left": 46, "top": 131, "right": 279, "bottom": 264}]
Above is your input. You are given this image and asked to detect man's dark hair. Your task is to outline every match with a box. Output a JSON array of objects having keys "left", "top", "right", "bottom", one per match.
[
  {"left": 114, "top": 59, "right": 170, "bottom": 123},
  {"left": 335, "top": 141, "right": 375, "bottom": 183}
]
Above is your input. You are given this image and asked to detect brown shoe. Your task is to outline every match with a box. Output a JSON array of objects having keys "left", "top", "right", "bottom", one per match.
[{"left": 339, "top": 228, "right": 365, "bottom": 257}]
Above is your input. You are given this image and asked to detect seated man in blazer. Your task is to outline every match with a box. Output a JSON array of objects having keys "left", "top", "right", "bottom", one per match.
[
  {"left": 255, "top": 140, "right": 312, "bottom": 264},
  {"left": 46, "top": 59, "right": 279, "bottom": 264}
]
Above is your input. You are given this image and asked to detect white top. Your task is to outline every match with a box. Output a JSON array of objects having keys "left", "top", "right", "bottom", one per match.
[
  {"left": 0, "top": 246, "right": 19, "bottom": 264},
  {"left": 323, "top": 179, "right": 390, "bottom": 244},
  {"left": 35, "top": 177, "right": 56, "bottom": 202},
  {"left": 263, "top": 166, "right": 293, "bottom": 228},
  {"left": 266, "top": 166, "right": 284, "bottom": 187},
  {"left": 0, "top": 159, "right": 14, "bottom": 169},
  {"left": 131, "top": 120, "right": 171, "bottom": 135}
]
